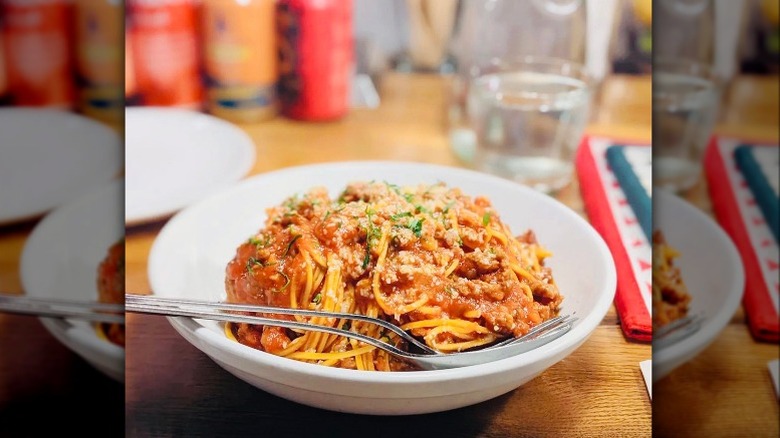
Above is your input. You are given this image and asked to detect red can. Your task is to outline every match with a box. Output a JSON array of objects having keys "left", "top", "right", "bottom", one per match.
[{"left": 276, "top": 0, "right": 353, "bottom": 121}]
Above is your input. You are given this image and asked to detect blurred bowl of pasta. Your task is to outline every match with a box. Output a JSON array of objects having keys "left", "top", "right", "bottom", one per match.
[
  {"left": 20, "top": 179, "right": 125, "bottom": 382},
  {"left": 653, "top": 190, "right": 744, "bottom": 381}
]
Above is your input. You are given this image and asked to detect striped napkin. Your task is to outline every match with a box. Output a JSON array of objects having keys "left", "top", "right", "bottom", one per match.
[
  {"left": 576, "top": 136, "right": 652, "bottom": 341},
  {"left": 705, "top": 138, "right": 779, "bottom": 342}
]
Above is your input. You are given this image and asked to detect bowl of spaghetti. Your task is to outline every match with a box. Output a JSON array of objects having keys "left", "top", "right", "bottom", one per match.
[
  {"left": 20, "top": 179, "right": 125, "bottom": 382},
  {"left": 148, "top": 162, "right": 616, "bottom": 414},
  {"left": 653, "top": 190, "right": 744, "bottom": 381}
]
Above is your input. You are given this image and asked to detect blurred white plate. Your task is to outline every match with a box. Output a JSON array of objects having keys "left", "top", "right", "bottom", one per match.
[
  {"left": 0, "top": 108, "right": 122, "bottom": 226},
  {"left": 20, "top": 179, "right": 124, "bottom": 382},
  {"left": 125, "top": 108, "right": 256, "bottom": 226},
  {"left": 653, "top": 190, "right": 745, "bottom": 381},
  {"left": 148, "top": 161, "right": 617, "bottom": 415}
]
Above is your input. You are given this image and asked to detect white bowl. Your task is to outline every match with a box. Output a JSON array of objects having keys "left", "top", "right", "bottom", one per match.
[
  {"left": 20, "top": 179, "right": 125, "bottom": 382},
  {"left": 653, "top": 190, "right": 745, "bottom": 381},
  {"left": 148, "top": 162, "right": 616, "bottom": 414},
  {"left": 125, "top": 107, "right": 256, "bottom": 226}
]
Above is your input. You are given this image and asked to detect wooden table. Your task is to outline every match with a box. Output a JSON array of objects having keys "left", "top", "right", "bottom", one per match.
[{"left": 123, "top": 73, "right": 652, "bottom": 437}]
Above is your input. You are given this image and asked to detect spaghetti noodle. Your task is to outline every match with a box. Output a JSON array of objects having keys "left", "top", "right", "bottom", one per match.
[
  {"left": 652, "top": 230, "right": 691, "bottom": 328},
  {"left": 225, "top": 181, "right": 563, "bottom": 370}
]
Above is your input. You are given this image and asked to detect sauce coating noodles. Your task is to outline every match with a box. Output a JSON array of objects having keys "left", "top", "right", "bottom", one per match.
[{"left": 225, "top": 182, "right": 563, "bottom": 370}]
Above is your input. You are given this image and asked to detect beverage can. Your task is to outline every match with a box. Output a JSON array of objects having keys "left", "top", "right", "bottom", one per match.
[
  {"left": 0, "top": 0, "right": 75, "bottom": 108},
  {"left": 202, "top": 0, "right": 277, "bottom": 123},
  {"left": 0, "top": 31, "right": 7, "bottom": 100},
  {"left": 127, "top": 0, "right": 203, "bottom": 108},
  {"left": 74, "top": 0, "right": 122, "bottom": 124},
  {"left": 276, "top": 0, "right": 353, "bottom": 121},
  {"left": 125, "top": 26, "right": 137, "bottom": 100}
]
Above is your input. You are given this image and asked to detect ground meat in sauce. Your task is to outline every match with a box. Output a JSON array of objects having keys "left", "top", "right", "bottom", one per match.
[
  {"left": 97, "top": 240, "right": 125, "bottom": 347},
  {"left": 652, "top": 230, "right": 691, "bottom": 328},
  {"left": 224, "top": 181, "right": 563, "bottom": 370}
]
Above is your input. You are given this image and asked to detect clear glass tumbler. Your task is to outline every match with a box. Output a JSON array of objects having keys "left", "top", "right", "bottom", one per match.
[
  {"left": 447, "top": 0, "right": 587, "bottom": 167},
  {"left": 653, "top": 58, "right": 720, "bottom": 192},
  {"left": 467, "top": 57, "right": 591, "bottom": 193}
]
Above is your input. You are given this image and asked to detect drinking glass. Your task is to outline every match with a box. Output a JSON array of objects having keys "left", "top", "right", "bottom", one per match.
[
  {"left": 467, "top": 57, "right": 592, "bottom": 193},
  {"left": 447, "top": 0, "right": 587, "bottom": 171},
  {"left": 653, "top": 58, "right": 721, "bottom": 192}
]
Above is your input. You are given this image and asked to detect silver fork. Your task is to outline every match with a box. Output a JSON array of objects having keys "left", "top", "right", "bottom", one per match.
[
  {"left": 126, "top": 294, "right": 575, "bottom": 370},
  {"left": 0, "top": 293, "right": 125, "bottom": 324},
  {"left": 653, "top": 313, "right": 705, "bottom": 351}
]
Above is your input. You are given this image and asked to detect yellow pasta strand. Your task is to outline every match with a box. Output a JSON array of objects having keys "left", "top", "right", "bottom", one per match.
[
  {"left": 444, "top": 258, "right": 459, "bottom": 277},
  {"left": 288, "top": 345, "right": 375, "bottom": 361}
]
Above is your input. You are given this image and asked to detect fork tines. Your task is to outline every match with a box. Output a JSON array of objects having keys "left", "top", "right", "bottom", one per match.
[{"left": 653, "top": 314, "right": 705, "bottom": 350}]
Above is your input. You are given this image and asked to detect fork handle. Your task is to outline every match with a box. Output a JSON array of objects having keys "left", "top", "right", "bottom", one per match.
[{"left": 125, "top": 301, "right": 416, "bottom": 358}]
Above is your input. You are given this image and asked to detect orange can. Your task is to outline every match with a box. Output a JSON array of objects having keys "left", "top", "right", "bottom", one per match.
[
  {"left": 74, "top": 0, "right": 122, "bottom": 124},
  {"left": 127, "top": 0, "right": 203, "bottom": 108},
  {"left": 125, "top": 28, "right": 137, "bottom": 99},
  {"left": 201, "top": 0, "right": 278, "bottom": 123},
  {"left": 1, "top": 0, "right": 75, "bottom": 108}
]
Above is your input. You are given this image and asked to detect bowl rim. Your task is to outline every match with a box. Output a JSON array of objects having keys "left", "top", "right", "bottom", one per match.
[
  {"left": 148, "top": 160, "right": 617, "bottom": 384},
  {"left": 652, "top": 189, "right": 745, "bottom": 366}
]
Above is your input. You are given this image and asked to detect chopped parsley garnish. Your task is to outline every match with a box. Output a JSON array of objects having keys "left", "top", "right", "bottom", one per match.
[
  {"left": 408, "top": 217, "right": 425, "bottom": 237},
  {"left": 363, "top": 207, "right": 381, "bottom": 268},
  {"left": 283, "top": 194, "right": 300, "bottom": 211},
  {"left": 323, "top": 204, "right": 346, "bottom": 221},
  {"left": 247, "top": 236, "right": 268, "bottom": 248},
  {"left": 341, "top": 320, "right": 351, "bottom": 331},
  {"left": 362, "top": 251, "right": 371, "bottom": 269},
  {"left": 282, "top": 234, "right": 301, "bottom": 257},
  {"left": 415, "top": 204, "right": 429, "bottom": 214},
  {"left": 278, "top": 270, "right": 291, "bottom": 291},
  {"left": 482, "top": 212, "right": 491, "bottom": 226},
  {"left": 246, "top": 257, "right": 264, "bottom": 272},
  {"left": 312, "top": 293, "right": 322, "bottom": 304},
  {"left": 383, "top": 181, "right": 401, "bottom": 194},
  {"left": 390, "top": 211, "right": 412, "bottom": 221},
  {"left": 403, "top": 193, "right": 415, "bottom": 203}
]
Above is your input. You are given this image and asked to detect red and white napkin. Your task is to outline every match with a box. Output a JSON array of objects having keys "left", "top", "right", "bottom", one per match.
[
  {"left": 704, "top": 137, "right": 779, "bottom": 342},
  {"left": 576, "top": 136, "right": 653, "bottom": 341}
]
